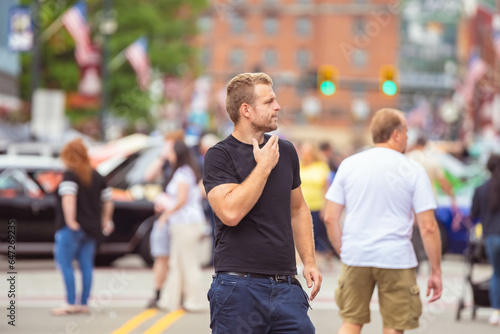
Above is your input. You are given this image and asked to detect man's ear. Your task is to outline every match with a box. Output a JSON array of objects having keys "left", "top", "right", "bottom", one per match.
[
  {"left": 392, "top": 128, "right": 400, "bottom": 141},
  {"left": 240, "top": 103, "right": 250, "bottom": 118}
]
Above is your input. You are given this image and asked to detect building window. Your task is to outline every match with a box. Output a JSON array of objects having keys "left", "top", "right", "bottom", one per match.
[
  {"left": 353, "top": 17, "right": 365, "bottom": 36},
  {"left": 263, "top": 49, "right": 278, "bottom": 67},
  {"left": 229, "top": 15, "right": 245, "bottom": 34},
  {"left": 263, "top": 17, "right": 278, "bottom": 36},
  {"left": 296, "top": 17, "right": 311, "bottom": 36},
  {"left": 295, "top": 49, "right": 310, "bottom": 68},
  {"left": 229, "top": 48, "right": 245, "bottom": 66},
  {"left": 197, "top": 16, "right": 213, "bottom": 33},
  {"left": 352, "top": 49, "right": 368, "bottom": 67}
]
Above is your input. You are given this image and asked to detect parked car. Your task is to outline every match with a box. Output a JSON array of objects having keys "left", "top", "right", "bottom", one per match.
[{"left": 0, "top": 154, "right": 157, "bottom": 266}]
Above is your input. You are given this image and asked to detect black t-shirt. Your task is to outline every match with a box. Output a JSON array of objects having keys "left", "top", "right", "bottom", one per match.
[
  {"left": 471, "top": 180, "right": 500, "bottom": 236},
  {"left": 203, "top": 134, "right": 301, "bottom": 275},
  {"left": 55, "top": 170, "right": 109, "bottom": 241}
]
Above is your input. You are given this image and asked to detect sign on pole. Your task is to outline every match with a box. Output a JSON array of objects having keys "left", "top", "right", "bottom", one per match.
[{"left": 8, "top": 6, "right": 33, "bottom": 52}]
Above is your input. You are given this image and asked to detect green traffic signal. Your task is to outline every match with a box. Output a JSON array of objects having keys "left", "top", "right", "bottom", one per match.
[
  {"left": 320, "top": 81, "right": 336, "bottom": 96},
  {"left": 382, "top": 80, "right": 397, "bottom": 96}
]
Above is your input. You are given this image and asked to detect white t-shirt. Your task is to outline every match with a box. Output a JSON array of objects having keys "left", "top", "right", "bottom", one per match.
[
  {"left": 166, "top": 165, "right": 206, "bottom": 226},
  {"left": 325, "top": 147, "right": 436, "bottom": 269}
]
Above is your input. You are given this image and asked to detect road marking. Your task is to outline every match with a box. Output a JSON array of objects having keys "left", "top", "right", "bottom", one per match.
[
  {"left": 111, "top": 308, "right": 159, "bottom": 334},
  {"left": 144, "top": 309, "right": 186, "bottom": 334}
]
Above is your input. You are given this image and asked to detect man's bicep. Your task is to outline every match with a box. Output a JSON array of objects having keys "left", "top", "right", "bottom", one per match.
[{"left": 207, "top": 183, "right": 239, "bottom": 214}]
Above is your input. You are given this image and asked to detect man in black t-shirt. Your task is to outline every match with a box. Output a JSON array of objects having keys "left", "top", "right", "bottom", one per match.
[{"left": 203, "top": 73, "right": 321, "bottom": 333}]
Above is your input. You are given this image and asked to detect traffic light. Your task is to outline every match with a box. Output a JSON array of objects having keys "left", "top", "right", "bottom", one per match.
[
  {"left": 379, "top": 65, "right": 398, "bottom": 96},
  {"left": 317, "top": 65, "right": 338, "bottom": 96}
]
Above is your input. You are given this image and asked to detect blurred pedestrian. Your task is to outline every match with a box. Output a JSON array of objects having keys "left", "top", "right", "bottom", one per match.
[
  {"left": 144, "top": 130, "right": 185, "bottom": 185},
  {"left": 407, "top": 135, "right": 457, "bottom": 211},
  {"left": 159, "top": 140, "right": 207, "bottom": 312},
  {"left": 203, "top": 72, "right": 322, "bottom": 333},
  {"left": 407, "top": 135, "right": 458, "bottom": 266},
  {"left": 146, "top": 191, "right": 173, "bottom": 309},
  {"left": 51, "top": 139, "right": 114, "bottom": 315},
  {"left": 145, "top": 130, "right": 184, "bottom": 309},
  {"left": 299, "top": 141, "right": 335, "bottom": 268},
  {"left": 470, "top": 154, "right": 500, "bottom": 325},
  {"left": 319, "top": 141, "right": 338, "bottom": 173},
  {"left": 324, "top": 108, "right": 442, "bottom": 333}
]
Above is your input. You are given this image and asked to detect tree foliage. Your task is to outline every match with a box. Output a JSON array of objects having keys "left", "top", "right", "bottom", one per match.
[{"left": 20, "top": 0, "right": 207, "bottom": 128}]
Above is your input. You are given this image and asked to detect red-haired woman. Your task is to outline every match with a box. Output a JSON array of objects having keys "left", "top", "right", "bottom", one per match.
[{"left": 51, "top": 139, "right": 114, "bottom": 315}]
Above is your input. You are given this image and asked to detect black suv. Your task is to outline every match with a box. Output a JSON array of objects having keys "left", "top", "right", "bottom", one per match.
[{"left": 0, "top": 154, "right": 158, "bottom": 266}]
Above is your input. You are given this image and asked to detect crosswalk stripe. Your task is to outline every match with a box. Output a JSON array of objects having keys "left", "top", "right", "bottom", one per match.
[
  {"left": 143, "top": 309, "right": 186, "bottom": 334},
  {"left": 111, "top": 308, "right": 159, "bottom": 334}
]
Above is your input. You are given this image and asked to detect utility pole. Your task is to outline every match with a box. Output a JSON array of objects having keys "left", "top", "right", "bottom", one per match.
[
  {"left": 31, "top": 0, "right": 40, "bottom": 102},
  {"left": 99, "top": 0, "right": 114, "bottom": 141}
]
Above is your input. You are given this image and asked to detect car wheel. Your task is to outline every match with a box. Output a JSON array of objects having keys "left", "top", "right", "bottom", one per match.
[{"left": 137, "top": 227, "right": 154, "bottom": 267}]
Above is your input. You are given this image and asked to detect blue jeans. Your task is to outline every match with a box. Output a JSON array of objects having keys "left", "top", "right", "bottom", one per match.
[
  {"left": 208, "top": 273, "right": 315, "bottom": 334},
  {"left": 485, "top": 234, "right": 500, "bottom": 309},
  {"left": 312, "top": 211, "right": 333, "bottom": 253},
  {"left": 54, "top": 226, "right": 96, "bottom": 305}
]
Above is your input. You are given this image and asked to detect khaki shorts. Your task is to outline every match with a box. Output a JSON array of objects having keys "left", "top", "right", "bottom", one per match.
[{"left": 335, "top": 263, "right": 422, "bottom": 330}]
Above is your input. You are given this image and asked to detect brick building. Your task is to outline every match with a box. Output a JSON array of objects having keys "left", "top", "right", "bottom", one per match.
[{"left": 198, "top": 0, "right": 400, "bottom": 128}]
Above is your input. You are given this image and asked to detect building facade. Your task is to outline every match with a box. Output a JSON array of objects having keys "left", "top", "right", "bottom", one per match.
[{"left": 198, "top": 0, "right": 400, "bottom": 128}]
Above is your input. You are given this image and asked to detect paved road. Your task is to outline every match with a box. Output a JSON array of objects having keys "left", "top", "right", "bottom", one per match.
[{"left": 0, "top": 255, "right": 498, "bottom": 334}]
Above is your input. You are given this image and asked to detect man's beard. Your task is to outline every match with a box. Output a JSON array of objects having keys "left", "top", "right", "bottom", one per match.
[{"left": 251, "top": 120, "right": 277, "bottom": 133}]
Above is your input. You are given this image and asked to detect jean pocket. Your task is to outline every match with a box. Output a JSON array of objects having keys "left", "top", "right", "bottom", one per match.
[{"left": 215, "top": 278, "right": 238, "bottom": 309}]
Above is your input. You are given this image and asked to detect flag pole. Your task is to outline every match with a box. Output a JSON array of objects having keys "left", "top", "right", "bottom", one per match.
[
  {"left": 40, "top": 16, "right": 64, "bottom": 42},
  {"left": 108, "top": 51, "right": 126, "bottom": 72}
]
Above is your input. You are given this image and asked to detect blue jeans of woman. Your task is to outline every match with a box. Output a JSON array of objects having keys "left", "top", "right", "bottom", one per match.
[
  {"left": 54, "top": 226, "right": 96, "bottom": 305},
  {"left": 485, "top": 234, "right": 500, "bottom": 310}
]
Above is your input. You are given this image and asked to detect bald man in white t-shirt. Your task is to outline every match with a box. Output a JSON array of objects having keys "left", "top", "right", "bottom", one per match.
[{"left": 324, "top": 108, "right": 442, "bottom": 334}]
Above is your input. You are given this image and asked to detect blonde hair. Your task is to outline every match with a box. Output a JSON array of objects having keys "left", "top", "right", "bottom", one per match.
[
  {"left": 226, "top": 73, "right": 273, "bottom": 124},
  {"left": 60, "top": 138, "right": 93, "bottom": 187},
  {"left": 370, "top": 108, "right": 405, "bottom": 144}
]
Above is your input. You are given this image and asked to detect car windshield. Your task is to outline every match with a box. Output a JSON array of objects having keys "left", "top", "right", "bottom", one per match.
[{"left": 0, "top": 169, "right": 43, "bottom": 198}]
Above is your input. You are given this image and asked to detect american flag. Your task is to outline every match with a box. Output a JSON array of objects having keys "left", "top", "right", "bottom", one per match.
[
  {"left": 460, "top": 52, "right": 487, "bottom": 103},
  {"left": 124, "top": 37, "right": 151, "bottom": 90},
  {"left": 61, "top": 1, "right": 93, "bottom": 66}
]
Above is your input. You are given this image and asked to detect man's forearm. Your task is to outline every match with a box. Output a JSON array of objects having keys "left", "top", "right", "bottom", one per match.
[
  {"left": 210, "top": 163, "right": 272, "bottom": 226},
  {"left": 323, "top": 202, "right": 344, "bottom": 256},
  {"left": 292, "top": 208, "right": 316, "bottom": 266},
  {"left": 420, "top": 224, "right": 442, "bottom": 275},
  {"left": 325, "top": 218, "right": 342, "bottom": 256}
]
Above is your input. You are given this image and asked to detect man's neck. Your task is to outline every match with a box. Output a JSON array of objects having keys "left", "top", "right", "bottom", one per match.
[
  {"left": 375, "top": 142, "right": 400, "bottom": 153},
  {"left": 232, "top": 127, "right": 266, "bottom": 145}
]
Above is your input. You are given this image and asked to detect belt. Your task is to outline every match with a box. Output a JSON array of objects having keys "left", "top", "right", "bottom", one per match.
[{"left": 218, "top": 271, "right": 300, "bottom": 286}]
